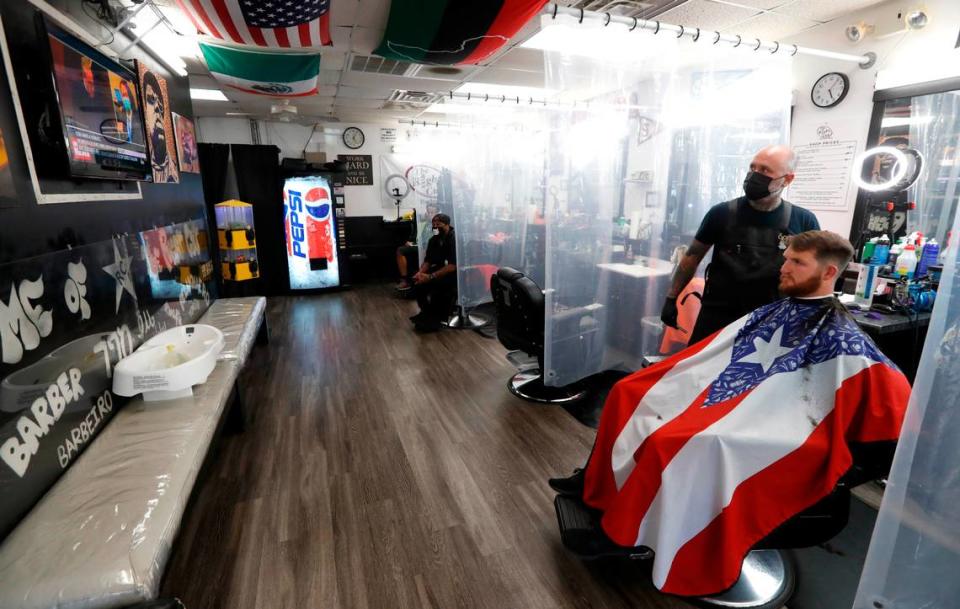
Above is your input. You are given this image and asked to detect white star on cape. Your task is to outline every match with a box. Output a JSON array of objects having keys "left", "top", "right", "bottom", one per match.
[
  {"left": 736, "top": 325, "right": 793, "bottom": 373},
  {"left": 102, "top": 240, "right": 137, "bottom": 313}
]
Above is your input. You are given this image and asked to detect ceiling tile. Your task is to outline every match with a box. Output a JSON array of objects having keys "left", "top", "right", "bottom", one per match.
[
  {"left": 707, "top": 0, "right": 789, "bottom": 9},
  {"left": 331, "top": 0, "right": 359, "bottom": 27},
  {"left": 489, "top": 47, "right": 544, "bottom": 73},
  {"left": 336, "top": 85, "right": 393, "bottom": 100},
  {"left": 657, "top": 0, "right": 761, "bottom": 31},
  {"left": 353, "top": 0, "right": 392, "bottom": 29},
  {"left": 351, "top": 27, "right": 385, "bottom": 54},
  {"left": 320, "top": 51, "right": 347, "bottom": 71},
  {"left": 467, "top": 68, "right": 546, "bottom": 89},
  {"left": 730, "top": 11, "right": 820, "bottom": 39},
  {"left": 319, "top": 70, "right": 342, "bottom": 85},
  {"left": 771, "top": 0, "right": 887, "bottom": 23}
]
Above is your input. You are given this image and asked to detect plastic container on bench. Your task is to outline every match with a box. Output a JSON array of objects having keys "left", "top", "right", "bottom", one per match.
[{"left": 113, "top": 325, "right": 225, "bottom": 401}]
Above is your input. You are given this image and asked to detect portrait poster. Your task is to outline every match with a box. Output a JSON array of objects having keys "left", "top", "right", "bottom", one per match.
[
  {"left": 136, "top": 63, "right": 179, "bottom": 184},
  {"left": 172, "top": 112, "right": 200, "bottom": 173}
]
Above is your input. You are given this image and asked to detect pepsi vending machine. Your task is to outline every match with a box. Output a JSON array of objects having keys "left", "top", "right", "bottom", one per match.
[{"left": 282, "top": 171, "right": 349, "bottom": 290}]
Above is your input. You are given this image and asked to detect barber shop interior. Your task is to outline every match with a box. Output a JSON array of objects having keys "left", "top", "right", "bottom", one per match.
[{"left": 2, "top": 0, "right": 960, "bottom": 608}]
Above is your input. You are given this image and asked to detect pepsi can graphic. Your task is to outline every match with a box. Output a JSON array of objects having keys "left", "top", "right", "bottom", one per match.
[
  {"left": 305, "top": 185, "right": 334, "bottom": 269},
  {"left": 282, "top": 176, "right": 340, "bottom": 289}
]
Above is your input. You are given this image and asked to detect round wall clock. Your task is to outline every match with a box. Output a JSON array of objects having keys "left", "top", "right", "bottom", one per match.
[
  {"left": 811, "top": 72, "right": 850, "bottom": 108},
  {"left": 342, "top": 126, "right": 365, "bottom": 149}
]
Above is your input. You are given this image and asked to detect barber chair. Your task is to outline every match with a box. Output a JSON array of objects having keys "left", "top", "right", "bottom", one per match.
[
  {"left": 554, "top": 445, "right": 891, "bottom": 609},
  {"left": 447, "top": 240, "right": 502, "bottom": 329},
  {"left": 490, "top": 267, "right": 587, "bottom": 404}
]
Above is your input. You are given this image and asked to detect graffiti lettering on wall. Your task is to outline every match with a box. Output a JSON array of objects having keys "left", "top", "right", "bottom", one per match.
[
  {"left": 0, "top": 277, "right": 53, "bottom": 365},
  {"left": 1, "top": 367, "right": 84, "bottom": 477}
]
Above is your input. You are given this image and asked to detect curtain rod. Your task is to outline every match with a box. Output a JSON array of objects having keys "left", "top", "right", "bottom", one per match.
[{"left": 546, "top": 3, "right": 876, "bottom": 68}]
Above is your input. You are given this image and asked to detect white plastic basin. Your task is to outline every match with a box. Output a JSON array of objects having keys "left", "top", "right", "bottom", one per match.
[{"left": 113, "top": 325, "right": 225, "bottom": 401}]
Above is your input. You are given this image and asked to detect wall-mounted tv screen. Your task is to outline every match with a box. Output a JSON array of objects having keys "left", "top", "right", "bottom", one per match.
[{"left": 42, "top": 16, "right": 149, "bottom": 181}]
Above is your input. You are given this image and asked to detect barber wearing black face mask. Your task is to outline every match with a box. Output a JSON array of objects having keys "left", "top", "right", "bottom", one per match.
[
  {"left": 410, "top": 213, "right": 457, "bottom": 333},
  {"left": 660, "top": 145, "right": 820, "bottom": 344}
]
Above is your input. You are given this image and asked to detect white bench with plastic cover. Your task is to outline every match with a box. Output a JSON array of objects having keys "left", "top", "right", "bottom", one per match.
[{"left": 0, "top": 297, "right": 267, "bottom": 609}]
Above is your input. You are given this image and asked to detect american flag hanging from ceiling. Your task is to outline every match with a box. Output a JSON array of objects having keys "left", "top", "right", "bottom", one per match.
[{"left": 176, "top": 0, "right": 332, "bottom": 48}]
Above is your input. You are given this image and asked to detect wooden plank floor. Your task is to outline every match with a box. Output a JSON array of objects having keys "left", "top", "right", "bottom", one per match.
[{"left": 162, "top": 285, "right": 693, "bottom": 609}]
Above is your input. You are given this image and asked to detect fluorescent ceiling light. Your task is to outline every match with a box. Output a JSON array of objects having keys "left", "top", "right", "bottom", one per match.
[
  {"left": 423, "top": 102, "right": 503, "bottom": 116},
  {"left": 191, "top": 88, "right": 229, "bottom": 101},
  {"left": 880, "top": 116, "right": 934, "bottom": 128},
  {"left": 522, "top": 15, "right": 677, "bottom": 62},
  {"left": 130, "top": 4, "right": 200, "bottom": 77},
  {"left": 226, "top": 112, "right": 251, "bottom": 116}
]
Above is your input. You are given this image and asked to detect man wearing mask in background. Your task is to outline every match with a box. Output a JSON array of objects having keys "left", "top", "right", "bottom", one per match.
[
  {"left": 661, "top": 145, "right": 820, "bottom": 344},
  {"left": 410, "top": 213, "right": 457, "bottom": 333}
]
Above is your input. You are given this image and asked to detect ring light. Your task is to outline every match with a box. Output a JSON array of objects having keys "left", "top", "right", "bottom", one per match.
[
  {"left": 854, "top": 146, "right": 923, "bottom": 193},
  {"left": 384, "top": 173, "right": 411, "bottom": 201}
]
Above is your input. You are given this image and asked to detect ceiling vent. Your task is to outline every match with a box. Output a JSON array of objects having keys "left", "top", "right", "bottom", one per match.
[
  {"left": 349, "top": 54, "right": 420, "bottom": 77},
  {"left": 386, "top": 90, "right": 444, "bottom": 105}
]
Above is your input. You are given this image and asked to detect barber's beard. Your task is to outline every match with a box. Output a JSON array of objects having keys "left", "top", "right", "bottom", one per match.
[
  {"left": 780, "top": 274, "right": 823, "bottom": 297},
  {"left": 151, "top": 129, "right": 167, "bottom": 166}
]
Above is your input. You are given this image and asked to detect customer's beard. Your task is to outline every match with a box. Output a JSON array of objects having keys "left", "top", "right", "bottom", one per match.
[{"left": 780, "top": 274, "right": 824, "bottom": 297}]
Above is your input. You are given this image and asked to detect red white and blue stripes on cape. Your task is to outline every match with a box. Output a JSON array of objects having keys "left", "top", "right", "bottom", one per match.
[{"left": 582, "top": 297, "right": 911, "bottom": 596}]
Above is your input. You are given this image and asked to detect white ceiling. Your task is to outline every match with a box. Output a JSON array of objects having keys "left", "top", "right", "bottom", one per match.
[{"left": 184, "top": 0, "right": 888, "bottom": 125}]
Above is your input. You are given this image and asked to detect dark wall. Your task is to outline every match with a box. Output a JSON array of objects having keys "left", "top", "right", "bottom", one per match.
[{"left": 0, "top": 0, "right": 214, "bottom": 540}]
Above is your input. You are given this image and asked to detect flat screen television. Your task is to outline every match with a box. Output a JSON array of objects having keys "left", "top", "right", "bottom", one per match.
[{"left": 41, "top": 16, "right": 150, "bottom": 181}]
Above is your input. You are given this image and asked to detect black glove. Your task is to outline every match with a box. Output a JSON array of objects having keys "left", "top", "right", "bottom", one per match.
[{"left": 660, "top": 296, "right": 679, "bottom": 329}]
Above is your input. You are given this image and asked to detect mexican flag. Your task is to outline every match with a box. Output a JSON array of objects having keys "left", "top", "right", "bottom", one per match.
[
  {"left": 199, "top": 42, "right": 320, "bottom": 97},
  {"left": 374, "top": 0, "right": 547, "bottom": 65}
]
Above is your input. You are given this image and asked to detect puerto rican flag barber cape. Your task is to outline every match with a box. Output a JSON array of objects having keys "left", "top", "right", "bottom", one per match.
[{"left": 582, "top": 296, "right": 911, "bottom": 596}]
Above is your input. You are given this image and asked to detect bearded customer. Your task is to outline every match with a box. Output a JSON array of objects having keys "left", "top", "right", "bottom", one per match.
[{"left": 661, "top": 145, "right": 820, "bottom": 344}]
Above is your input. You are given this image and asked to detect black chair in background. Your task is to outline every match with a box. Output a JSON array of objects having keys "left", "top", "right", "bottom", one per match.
[{"left": 490, "top": 267, "right": 586, "bottom": 403}]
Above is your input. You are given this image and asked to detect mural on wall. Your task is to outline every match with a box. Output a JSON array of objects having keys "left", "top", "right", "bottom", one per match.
[
  {"left": 0, "top": 127, "right": 13, "bottom": 207},
  {"left": 137, "top": 62, "right": 180, "bottom": 184},
  {"left": 173, "top": 112, "right": 200, "bottom": 173},
  {"left": 0, "top": 219, "right": 213, "bottom": 540}
]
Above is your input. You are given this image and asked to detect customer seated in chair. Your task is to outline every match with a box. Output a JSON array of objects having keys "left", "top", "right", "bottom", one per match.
[
  {"left": 410, "top": 213, "right": 457, "bottom": 333},
  {"left": 396, "top": 203, "right": 439, "bottom": 291},
  {"left": 549, "top": 230, "right": 911, "bottom": 597}
]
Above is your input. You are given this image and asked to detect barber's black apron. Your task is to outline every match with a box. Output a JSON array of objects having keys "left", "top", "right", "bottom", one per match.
[{"left": 689, "top": 199, "right": 792, "bottom": 344}]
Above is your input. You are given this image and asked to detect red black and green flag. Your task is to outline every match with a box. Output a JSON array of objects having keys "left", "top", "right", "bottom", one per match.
[{"left": 374, "top": 0, "right": 548, "bottom": 65}]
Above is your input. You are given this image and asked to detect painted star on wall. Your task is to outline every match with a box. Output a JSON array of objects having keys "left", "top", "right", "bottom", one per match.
[
  {"left": 102, "top": 240, "right": 137, "bottom": 313},
  {"left": 736, "top": 326, "right": 793, "bottom": 374}
]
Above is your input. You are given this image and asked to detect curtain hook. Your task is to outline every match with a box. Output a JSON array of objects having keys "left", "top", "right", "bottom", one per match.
[
  {"left": 578, "top": 8, "right": 584, "bottom": 23},
  {"left": 713, "top": 31, "right": 721, "bottom": 44},
  {"left": 676, "top": 25, "right": 684, "bottom": 38},
  {"left": 733, "top": 34, "right": 742, "bottom": 47},
  {"left": 753, "top": 38, "right": 762, "bottom": 51},
  {"left": 467, "top": 92, "right": 471, "bottom": 100},
  {"left": 603, "top": 12, "right": 611, "bottom": 26},
  {"left": 770, "top": 41, "right": 780, "bottom": 54},
  {"left": 501, "top": 95, "right": 506, "bottom": 103},
  {"left": 485, "top": 94, "right": 489, "bottom": 102},
  {"left": 790, "top": 44, "right": 800, "bottom": 56},
  {"left": 516, "top": 96, "right": 520, "bottom": 104},
  {"left": 692, "top": 27, "right": 700, "bottom": 41},
  {"left": 552, "top": 3, "right": 558, "bottom": 19},
  {"left": 449, "top": 91, "right": 453, "bottom": 99},
  {"left": 653, "top": 20, "right": 660, "bottom": 34},
  {"left": 629, "top": 17, "right": 638, "bottom": 31}
]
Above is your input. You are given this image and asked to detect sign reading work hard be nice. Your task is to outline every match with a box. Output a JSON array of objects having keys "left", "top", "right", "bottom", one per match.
[{"left": 337, "top": 155, "right": 374, "bottom": 186}]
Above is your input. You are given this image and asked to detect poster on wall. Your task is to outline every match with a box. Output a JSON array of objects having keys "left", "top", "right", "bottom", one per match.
[
  {"left": 137, "top": 62, "right": 179, "bottom": 184},
  {"left": 337, "top": 154, "right": 374, "bottom": 185},
  {"left": 283, "top": 176, "right": 340, "bottom": 290},
  {"left": 172, "top": 113, "right": 200, "bottom": 173},
  {"left": 0, "top": 127, "right": 15, "bottom": 207}
]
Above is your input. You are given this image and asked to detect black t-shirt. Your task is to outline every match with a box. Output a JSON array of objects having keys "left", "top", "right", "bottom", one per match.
[
  {"left": 424, "top": 228, "right": 456, "bottom": 269},
  {"left": 694, "top": 198, "right": 820, "bottom": 245}
]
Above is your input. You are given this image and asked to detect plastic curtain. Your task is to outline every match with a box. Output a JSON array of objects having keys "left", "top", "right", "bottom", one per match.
[
  {"left": 392, "top": 120, "right": 547, "bottom": 309},
  {"left": 853, "top": 195, "right": 960, "bottom": 608},
  {"left": 542, "top": 14, "right": 792, "bottom": 387},
  {"left": 906, "top": 92, "right": 960, "bottom": 246}
]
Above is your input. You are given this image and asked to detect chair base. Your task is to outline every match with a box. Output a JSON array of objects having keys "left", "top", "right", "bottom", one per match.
[
  {"left": 554, "top": 494, "right": 795, "bottom": 609},
  {"left": 444, "top": 306, "right": 490, "bottom": 329},
  {"left": 695, "top": 549, "right": 795, "bottom": 609},
  {"left": 509, "top": 370, "right": 586, "bottom": 404}
]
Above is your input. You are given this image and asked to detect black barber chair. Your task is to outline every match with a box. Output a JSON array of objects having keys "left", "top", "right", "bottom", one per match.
[
  {"left": 490, "top": 267, "right": 586, "bottom": 403},
  {"left": 554, "top": 445, "right": 892, "bottom": 608}
]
